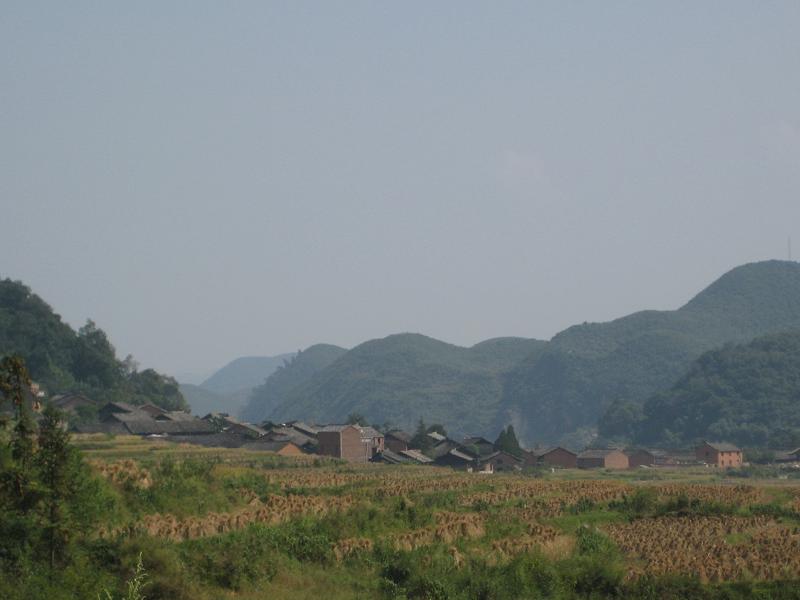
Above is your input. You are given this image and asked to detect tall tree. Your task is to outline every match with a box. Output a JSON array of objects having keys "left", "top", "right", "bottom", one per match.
[
  {"left": 36, "top": 405, "right": 72, "bottom": 569},
  {"left": 495, "top": 424, "right": 522, "bottom": 457}
]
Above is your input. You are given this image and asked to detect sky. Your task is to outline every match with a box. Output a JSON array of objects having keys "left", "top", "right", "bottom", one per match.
[{"left": 2, "top": 2, "right": 799, "bottom": 380}]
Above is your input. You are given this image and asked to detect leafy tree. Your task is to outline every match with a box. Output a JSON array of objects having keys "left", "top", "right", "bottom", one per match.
[
  {"left": 495, "top": 424, "right": 522, "bottom": 457},
  {"left": 410, "top": 418, "right": 429, "bottom": 450},
  {"left": 36, "top": 405, "right": 72, "bottom": 568}
]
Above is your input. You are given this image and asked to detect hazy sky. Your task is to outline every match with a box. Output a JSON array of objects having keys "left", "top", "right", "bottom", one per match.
[{"left": 2, "top": 2, "right": 799, "bottom": 378}]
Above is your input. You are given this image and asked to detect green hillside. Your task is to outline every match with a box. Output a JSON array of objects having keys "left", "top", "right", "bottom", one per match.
[
  {"left": 252, "top": 261, "right": 800, "bottom": 445},
  {"left": 199, "top": 353, "right": 296, "bottom": 395},
  {"left": 630, "top": 330, "right": 800, "bottom": 448},
  {"left": 502, "top": 260, "right": 800, "bottom": 444},
  {"left": 268, "top": 334, "right": 547, "bottom": 435},
  {"left": 239, "top": 344, "right": 348, "bottom": 423},
  {"left": 0, "top": 278, "right": 186, "bottom": 412}
]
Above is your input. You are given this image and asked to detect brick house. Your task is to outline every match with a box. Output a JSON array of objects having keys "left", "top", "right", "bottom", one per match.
[
  {"left": 695, "top": 441, "right": 743, "bottom": 468},
  {"left": 529, "top": 447, "right": 578, "bottom": 469},
  {"left": 577, "top": 449, "right": 629, "bottom": 469},
  {"left": 317, "top": 425, "right": 371, "bottom": 463},
  {"left": 483, "top": 450, "right": 523, "bottom": 472}
]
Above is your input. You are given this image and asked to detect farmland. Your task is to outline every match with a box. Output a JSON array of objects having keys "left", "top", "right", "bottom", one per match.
[{"left": 6, "top": 435, "right": 789, "bottom": 599}]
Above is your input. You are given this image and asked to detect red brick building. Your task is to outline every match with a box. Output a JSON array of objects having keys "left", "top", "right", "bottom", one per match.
[
  {"left": 317, "top": 425, "right": 371, "bottom": 463},
  {"left": 695, "top": 441, "right": 743, "bottom": 468},
  {"left": 529, "top": 447, "right": 578, "bottom": 469}
]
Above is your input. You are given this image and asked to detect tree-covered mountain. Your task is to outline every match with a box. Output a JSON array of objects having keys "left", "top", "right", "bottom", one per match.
[
  {"left": 243, "top": 261, "right": 800, "bottom": 444},
  {"left": 624, "top": 331, "right": 800, "bottom": 448},
  {"left": 239, "top": 344, "right": 348, "bottom": 422},
  {"left": 500, "top": 260, "right": 800, "bottom": 444},
  {"left": 267, "top": 334, "right": 547, "bottom": 436},
  {"left": 0, "top": 278, "right": 186, "bottom": 412},
  {"left": 199, "top": 354, "right": 296, "bottom": 395}
]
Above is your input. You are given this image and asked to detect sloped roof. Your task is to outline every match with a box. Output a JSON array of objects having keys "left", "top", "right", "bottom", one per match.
[
  {"left": 122, "top": 419, "right": 217, "bottom": 435},
  {"left": 444, "top": 448, "right": 475, "bottom": 462},
  {"left": 317, "top": 424, "right": 357, "bottom": 433},
  {"left": 359, "top": 426, "right": 383, "bottom": 439},
  {"left": 241, "top": 439, "right": 302, "bottom": 453},
  {"left": 703, "top": 441, "right": 741, "bottom": 452},
  {"left": 102, "top": 401, "right": 138, "bottom": 413},
  {"left": 427, "top": 431, "right": 446, "bottom": 442},
  {"left": 288, "top": 421, "right": 319, "bottom": 436},
  {"left": 375, "top": 449, "right": 409, "bottom": 464},
  {"left": 399, "top": 449, "right": 433, "bottom": 464},
  {"left": 265, "top": 427, "right": 317, "bottom": 448},
  {"left": 533, "top": 446, "right": 577, "bottom": 458},
  {"left": 386, "top": 430, "right": 411, "bottom": 442},
  {"left": 463, "top": 436, "right": 494, "bottom": 447},
  {"left": 578, "top": 449, "right": 623, "bottom": 459}
]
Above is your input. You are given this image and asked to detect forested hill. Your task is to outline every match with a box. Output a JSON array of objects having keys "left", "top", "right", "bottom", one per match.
[
  {"left": 629, "top": 330, "right": 800, "bottom": 448},
  {"left": 239, "top": 344, "right": 348, "bottom": 423},
  {"left": 200, "top": 354, "right": 296, "bottom": 395},
  {"left": 502, "top": 260, "right": 800, "bottom": 444},
  {"left": 266, "top": 334, "right": 547, "bottom": 436},
  {"left": 0, "top": 278, "right": 186, "bottom": 412},
  {"left": 248, "top": 261, "right": 800, "bottom": 445}
]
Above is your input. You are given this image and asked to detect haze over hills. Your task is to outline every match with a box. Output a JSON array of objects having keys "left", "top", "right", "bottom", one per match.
[
  {"left": 179, "top": 353, "right": 296, "bottom": 415},
  {"left": 267, "top": 335, "right": 546, "bottom": 436},
  {"left": 199, "top": 355, "right": 296, "bottom": 395},
  {"left": 240, "top": 344, "right": 348, "bottom": 423},
  {"left": 248, "top": 261, "right": 800, "bottom": 445}
]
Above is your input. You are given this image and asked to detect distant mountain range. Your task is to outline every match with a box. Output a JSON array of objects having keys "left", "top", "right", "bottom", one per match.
[
  {"left": 6, "top": 260, "right": 800, "bottom": 446},
  {"left": 180, "top": 354, "right": 295, "bottom": 416},
  {"left": 240, "top": 260, "right": 800, "bottom": 445}
]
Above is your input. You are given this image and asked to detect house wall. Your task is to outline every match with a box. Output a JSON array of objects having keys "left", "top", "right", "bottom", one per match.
[
  {"left": 386, "top": 437, "right": 408, "bottom": 453},
  {"left": 696, "top": 444, "right": 743, "bottom": 467},
  {"left": 628, "top": 451, "right": 655, "bottom": 468},
  {"left": 541, "top": 448, "right": 577, "bottom": 469},
  {"left": 577, "top": 456, "right": 604, "bottom": 469},
  {"left": 341, "top": 427, "right": 369, "bottom": 463},
  {"left": 489, "top": 453, "right": 521, "bottom": 472},
  {"left": 317, "top": 431, "right": 341, "bottom": 459},
  {"left": 604, "top": 451, "right": 629, "bottom": 469}
]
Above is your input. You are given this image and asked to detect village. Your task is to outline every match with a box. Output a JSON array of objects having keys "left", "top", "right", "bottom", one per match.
[{"left": 38, "top": 391, "right": 784, "bottom": 473}]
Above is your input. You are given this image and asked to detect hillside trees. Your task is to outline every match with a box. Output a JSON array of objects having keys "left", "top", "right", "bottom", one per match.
[
  {"left": 0, "top": 279, "right": 187, "bottom": 413},
  {"left": 494, "top": 425, "right": 523, "bottom": 457},
  {"left": 632, "top": 331, "right": 800, "bottom": 447},
  {"left": 0, "top": 356, "right": 115, "bottom": 576}
]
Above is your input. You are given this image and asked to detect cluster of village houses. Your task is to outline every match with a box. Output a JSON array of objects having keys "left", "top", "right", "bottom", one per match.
[{"left": 38, "top": 392, "right": 775, "bottom": 472}]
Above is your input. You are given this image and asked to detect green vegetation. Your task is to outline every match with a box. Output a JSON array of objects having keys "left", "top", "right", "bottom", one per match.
[
  {"left": 629, "top": 330, "right": 800, "bottom": 447},
  {"left": 494, "top": 424, "right": 523, "bottom": 457},
  {"left": 240, "top": 343, "right": 347, "bottom": 423},
  {"left": 509, "top": 260, "right": 800, "bottom": 444},
  {"left": 269, "top": 334, "right": 546, "bottom": 436},
  {"left": 244, "top": 261, "right": 800, "bottom": 445},
  {"left": 0, "top": 279, "right": 186, "bottom": 413}
]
